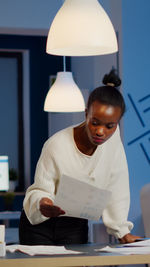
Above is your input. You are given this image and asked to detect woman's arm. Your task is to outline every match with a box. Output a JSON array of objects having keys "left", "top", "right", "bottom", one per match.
[
  {"left": 23, "top": 140, "right": 62, "bottom": 224},
  {"left": 102, "top": 134, "right": 136, "bottom": 240}
]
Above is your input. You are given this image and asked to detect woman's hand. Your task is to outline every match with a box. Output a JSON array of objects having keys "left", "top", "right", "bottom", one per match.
[
  {"left": 119, "top": 233, "right": 142, "bottom": 244},
  {"left": 39, "top": 197, "right": 65, "bottom": 217}
]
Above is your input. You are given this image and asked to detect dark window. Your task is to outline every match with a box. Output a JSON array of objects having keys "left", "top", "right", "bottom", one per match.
[{"left": 0, "top": 52, "right": 24, "bottom": 190}]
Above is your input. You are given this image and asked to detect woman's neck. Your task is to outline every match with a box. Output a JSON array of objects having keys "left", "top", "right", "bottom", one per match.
[{"left": 73, "top": 122, "right": 97, "bottom": 156}]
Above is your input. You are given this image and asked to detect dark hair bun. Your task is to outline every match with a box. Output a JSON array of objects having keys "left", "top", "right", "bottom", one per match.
[{"left": 102, "top": 68, "right": 121, "bottom": 87}]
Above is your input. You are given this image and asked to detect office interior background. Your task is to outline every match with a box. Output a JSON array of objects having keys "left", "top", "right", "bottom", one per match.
[{"left": 0, "top": 0, "right": 150, "bottom": 239}]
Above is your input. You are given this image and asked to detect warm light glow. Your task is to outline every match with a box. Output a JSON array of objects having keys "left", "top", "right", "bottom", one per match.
[
  {"left": 44, "top": 72, "right": 85, "bottom": 112},
  {"left": 46, "top": 0, "right": 118, "bottom": 56}
]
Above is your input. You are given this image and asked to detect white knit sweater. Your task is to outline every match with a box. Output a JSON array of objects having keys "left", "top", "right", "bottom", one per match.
[{"left": 23, "top": 125, "right": 133, "bottom": 239}]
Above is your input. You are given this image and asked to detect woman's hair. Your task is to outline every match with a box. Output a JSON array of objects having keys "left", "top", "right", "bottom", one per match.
[{"left": 87, "top": 69, "right": 125, "bottom": 117}]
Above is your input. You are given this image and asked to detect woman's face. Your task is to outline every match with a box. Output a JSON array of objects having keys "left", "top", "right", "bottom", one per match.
[{"left": 85, "top": 101, "right": 122, "bottom": 146}]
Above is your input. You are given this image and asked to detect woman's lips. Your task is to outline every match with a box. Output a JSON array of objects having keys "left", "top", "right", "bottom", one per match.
[{"left": 92, "top": 137, "right": 104, "bottom": 144}]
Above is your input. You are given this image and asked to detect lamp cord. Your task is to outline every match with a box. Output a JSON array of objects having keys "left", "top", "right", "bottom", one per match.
[{"left": 63, "top": 56, "right": 66, "bottom": 72}]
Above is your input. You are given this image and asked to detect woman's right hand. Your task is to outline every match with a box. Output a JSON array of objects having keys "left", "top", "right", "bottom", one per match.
[{"left": 39, "top": 197, "right": 65, "bottom": 217}]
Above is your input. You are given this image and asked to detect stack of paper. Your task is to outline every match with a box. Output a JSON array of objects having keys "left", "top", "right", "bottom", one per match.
[
  {"left": 6, "top": 245, "right": 83, "bottom": 256},
  {"left": 0, "top": 225, "right": 5, "bottom": 257},
  {"left": 96, "top": 239, "right": 150, "bottom": 255}
]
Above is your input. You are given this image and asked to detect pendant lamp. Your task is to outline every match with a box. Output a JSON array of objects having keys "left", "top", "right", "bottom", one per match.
[
  {"left": 46, "top": 0, "right": 118, "bottom": 56},
  {"left": 44, "top": 58, "right": 85, "bottom": 112}
]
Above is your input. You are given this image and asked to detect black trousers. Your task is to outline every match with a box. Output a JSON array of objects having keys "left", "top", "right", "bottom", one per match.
[{"left": 19, "top": 210, "right": 88, "bottom": 245}]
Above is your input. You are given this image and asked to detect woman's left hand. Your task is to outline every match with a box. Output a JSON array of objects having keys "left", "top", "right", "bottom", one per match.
[{"left": 119, "top": 233, "right": 142, "bottom": 244}]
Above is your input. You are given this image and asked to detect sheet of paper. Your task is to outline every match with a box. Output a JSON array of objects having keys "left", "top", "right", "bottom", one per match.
[
  {"left": 6, "top": 245, "right": 83, "bottom": 256},
  {"left": 54, "top": 174, "right": 112, "bottom": 221},
  {"left": 96, "top": 243, "right": 150, "bottom": 255}
]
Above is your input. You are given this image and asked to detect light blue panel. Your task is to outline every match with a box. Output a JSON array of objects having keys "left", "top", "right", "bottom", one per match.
[
  {"left": 0, "top": 57, "right": 18, "bottom": 171},
  {"left": 122, "top": 0, "right": 150, "bottom": 236}
]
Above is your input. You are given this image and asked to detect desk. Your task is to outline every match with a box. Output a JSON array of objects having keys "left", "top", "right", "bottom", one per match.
[{"left": 1, "top": 243, "right": 150, "bottom": 267}]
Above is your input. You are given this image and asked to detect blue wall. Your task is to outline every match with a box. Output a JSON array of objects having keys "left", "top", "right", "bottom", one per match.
[
  {"left": 122, "top": 0, "right": 150, "bottom": 236},
  {"left": 0, "top": 0, "right": 62, "bottom": 31}
]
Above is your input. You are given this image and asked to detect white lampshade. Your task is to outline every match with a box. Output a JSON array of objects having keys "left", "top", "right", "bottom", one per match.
[
  {"left": 44, "top": 72, "right": 85, "bottom": 112},
  {"left": 46, "top": 0, "right": 118, "bottom": 56}
]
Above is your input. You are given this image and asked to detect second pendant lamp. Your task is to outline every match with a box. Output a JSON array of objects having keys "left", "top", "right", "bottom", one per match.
[{"left": 44, "top": 57, "right": 85, "bottom": 112}]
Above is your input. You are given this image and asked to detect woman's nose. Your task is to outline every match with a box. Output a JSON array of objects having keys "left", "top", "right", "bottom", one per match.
[{"left": 96, "top": 127, "right": 105, "bottom": 137}]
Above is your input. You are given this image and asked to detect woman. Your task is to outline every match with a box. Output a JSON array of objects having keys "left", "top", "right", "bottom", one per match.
[{"left": 19, "top": 71, "right": 140, "bottom": 245}]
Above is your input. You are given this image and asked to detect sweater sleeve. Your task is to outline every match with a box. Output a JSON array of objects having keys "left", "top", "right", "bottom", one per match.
[
  {"left": 23, "top": 141, "right": 59, "bottom": 225},
  {"left": 102, "top": 135, "right": 134, "bottom": 239}
]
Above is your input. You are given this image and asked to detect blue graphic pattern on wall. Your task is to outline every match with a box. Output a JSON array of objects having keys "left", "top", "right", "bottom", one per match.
[{"left": 127, "top": 93, "right": 150, "bottom": 164}]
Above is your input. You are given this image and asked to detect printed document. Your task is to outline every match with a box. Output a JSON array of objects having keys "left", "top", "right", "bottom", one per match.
[
  {"left": 6, "top": 245, "right": 82, "bottom": 256},
  {"left": 54, "top": 174, "right": 112, "bottom": 221}
]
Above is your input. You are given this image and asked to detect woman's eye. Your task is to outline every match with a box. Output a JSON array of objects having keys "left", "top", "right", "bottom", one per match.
[
  {"left": 107, "top": 124, "right": 115, "bottom": 129},
  {"left": 92, "top": 121, "right": 98, "bottom": 126}
]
